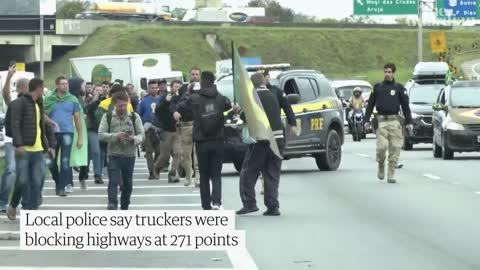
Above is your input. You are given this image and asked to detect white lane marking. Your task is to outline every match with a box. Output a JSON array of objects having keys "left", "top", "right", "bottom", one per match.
[
  {"left": 0, "top": 267, "right": 232, "bottom": 270},
  {"left": 42, "top": 194, "right": 197, "bottom": 198},
  {"left": 0, "top": 216, "right": 17, "bottom": 220},
  {"left": 44, "top": 179, "right": 172, "bottom": 184},
  {"left": 227, "top": 248, "right": 258, "bottom": 270},
  {"left": 355, "top": 153, "right": 370, "bottom": 158},
  {"left": 42, "top": 185, "right": 187, "bottom": 190},
  {"left": 0, "top": 247, "right": 21, "bottom": 250},
  {"left": 474, "top": 191, "right": 480, "bottom": 195},
  {"left": 423, "top": 174, "right": 441, "bottom": 180},
  {"left": 221, "top": 206, "right": 258, "bottom": 270},
  {"left": 39, "top": 204, "right": 200, "bottom": 208},
  {"left": 0, "top": 231, "right": 19, "bottom": 235}
]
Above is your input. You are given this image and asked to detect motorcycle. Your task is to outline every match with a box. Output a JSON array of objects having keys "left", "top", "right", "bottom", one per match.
[{"left": 350, "top": 108, "right": 365, "bottom": 141}]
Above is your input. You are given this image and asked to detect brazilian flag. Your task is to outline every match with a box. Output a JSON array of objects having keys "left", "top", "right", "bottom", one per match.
[
  {"left": 445, "top": 69, "right": 453, "bottom": 86},
  {"left": 231, "top": 41, "right": 282, "bottom": 159}
]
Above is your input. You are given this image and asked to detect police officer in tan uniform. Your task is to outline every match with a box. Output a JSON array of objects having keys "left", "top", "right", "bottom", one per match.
[{"left": 364, "top": 63, "right": 413, "bottom": 183}]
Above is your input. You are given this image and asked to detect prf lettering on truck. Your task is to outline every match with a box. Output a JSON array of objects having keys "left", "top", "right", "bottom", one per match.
[{"left": 310, "top": 117, "right": 324, "bottom": 131}]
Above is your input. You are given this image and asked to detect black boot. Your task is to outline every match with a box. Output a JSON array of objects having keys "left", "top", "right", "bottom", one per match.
[
  {"left": 263, "top": 208, "right": 281, "bottom": 216},
  {"left": 236, "top": 206, "right": 259, "bottom": 215}
]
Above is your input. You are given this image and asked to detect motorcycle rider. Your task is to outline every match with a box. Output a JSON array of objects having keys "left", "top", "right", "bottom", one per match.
[
  {"left": 347, "top": 87, "right": 365, "bottom": 131},
  {"left": 349, "top": 87, "right": 365, "bottom": 110}
]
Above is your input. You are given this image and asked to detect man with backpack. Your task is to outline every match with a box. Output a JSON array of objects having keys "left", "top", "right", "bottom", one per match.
[
  {"left": 98, "top": 90, "right": 144, "bottom": 210},
  {"left": 174, "top": 71, "right": 234, "bottom": 210}
]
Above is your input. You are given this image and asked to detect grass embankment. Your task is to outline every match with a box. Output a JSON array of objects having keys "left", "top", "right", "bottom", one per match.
[{"left": 45, "top": 25, "right": 480, "bottom": 87}]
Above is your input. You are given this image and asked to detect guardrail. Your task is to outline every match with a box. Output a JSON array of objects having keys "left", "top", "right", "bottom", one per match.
[
  {"left": 0, "top": 18, "right": 455, "bottom": 36},
  {"left": 0, "top": 15, "right": 55, "bottom": 34}
]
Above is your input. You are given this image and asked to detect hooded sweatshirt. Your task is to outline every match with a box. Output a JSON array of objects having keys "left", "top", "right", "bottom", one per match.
[
  {"left": 68, "top": 78, "right": 85, "bottom": 109},
  {"left": 176, "top": 85, "right": 232, "bottom": 142}
]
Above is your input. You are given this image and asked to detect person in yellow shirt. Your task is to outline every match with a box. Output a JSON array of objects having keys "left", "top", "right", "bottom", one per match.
[
  {"left": 6, "top": 79, "right": 53, "bottom": 220},
  {"left": 346, "top": 87, "right": 365, "bottom": 132}
]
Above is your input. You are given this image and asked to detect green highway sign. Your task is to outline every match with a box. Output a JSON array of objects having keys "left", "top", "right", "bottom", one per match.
[{"left": 353, "top": 0, "right": 419, "bottom": 15}]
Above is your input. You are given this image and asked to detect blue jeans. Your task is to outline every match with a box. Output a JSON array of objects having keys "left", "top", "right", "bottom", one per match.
[
  {"left": 88, "top": 131, "right": 103, "bottom": 177},
  {"left": 0, "top": 143, "right": 16, "bottom": 209},
  {"left": 108, "top": 156, "right": 135, "bottom": 210},
  {"left": 0, "top": 143, "right": 34, "bottom": 210},
  {"left": 52, "top": 133, "right": 73, "bottom": 191},
  {"left": 10, "top": 151, "right": 45, "bottom": 210}
]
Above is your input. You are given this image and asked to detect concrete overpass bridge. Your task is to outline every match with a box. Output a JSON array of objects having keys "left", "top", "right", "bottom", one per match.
[{"left": 0, "top": 19, "right": 122, "bottom": 67}]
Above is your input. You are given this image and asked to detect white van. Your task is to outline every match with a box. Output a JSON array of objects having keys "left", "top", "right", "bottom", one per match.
[{"left": 404, "top": 62, "right": 449, "bottom": 90}]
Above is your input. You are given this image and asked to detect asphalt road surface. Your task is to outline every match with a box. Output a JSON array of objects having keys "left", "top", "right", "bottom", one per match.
[
  {"left": 460, "top": 59, "right": 480, "bottom": 80},
  {"left": 1, "top": 134, "right": 480, "bottom": 270}
]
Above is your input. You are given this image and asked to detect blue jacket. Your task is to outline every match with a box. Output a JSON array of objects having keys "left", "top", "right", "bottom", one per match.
[{"left": 137, "top": 95, "right": 161, "bottom": 124}]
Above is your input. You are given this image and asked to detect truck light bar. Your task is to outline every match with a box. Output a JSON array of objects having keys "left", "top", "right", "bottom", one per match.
[{"left": 245, "top": 63, "right": 291, "bottom": 72}]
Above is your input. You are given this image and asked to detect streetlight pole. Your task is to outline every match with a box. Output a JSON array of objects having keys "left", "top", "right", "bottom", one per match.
[
  {"left": 418, "top": 0, "right": 423, "bottom": 62},
  {"left": 40, "top": 14, "right": 44, "bottom": 80}
]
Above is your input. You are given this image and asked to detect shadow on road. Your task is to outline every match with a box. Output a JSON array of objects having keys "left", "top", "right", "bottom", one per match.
[
  {"left": 222, "top": 169, "right": 321, "bottom": 177},
  {"left": 403, "top": 147, "right": 432, "bottom": 152},
  {"left": 449, "top": 156, "right": 480, "bottom": 161}
]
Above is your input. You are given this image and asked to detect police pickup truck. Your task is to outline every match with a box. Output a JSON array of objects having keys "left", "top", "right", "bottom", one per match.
[{"left": 216, "top": 64, "right": 345, "bottom": 172}]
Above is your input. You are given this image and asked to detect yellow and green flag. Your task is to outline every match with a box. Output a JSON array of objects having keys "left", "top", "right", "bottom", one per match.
[{"left": 231, "top": 41, "right": 282, "bottom": 159}]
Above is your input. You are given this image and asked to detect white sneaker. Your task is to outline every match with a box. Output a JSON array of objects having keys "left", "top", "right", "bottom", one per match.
[
  {"left": 65, "top": 184, "right": 74, "bottom": 193},
  {"left": 212, "top": 204, "right": 221, "bottom": 210}
]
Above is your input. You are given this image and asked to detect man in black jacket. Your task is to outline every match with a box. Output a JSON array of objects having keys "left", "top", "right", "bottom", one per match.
[
  {"left": 153, "top": 80, "right": 183, "bottom": 183},
  {"left": 364, "top": 63, "right": 413, "bottom": 183},
  {"left": 83, "top": 84, "right": 106, "bottom": 184},
  {"left": 170, "top": 81, "right": 199, "bottom": 187},
  {"left": 174, "top": 71, "right": 233, "bottom": 210},
  {"left": 7, "top": 78, "right": 51, "bottom": 219},
  {"left": 263, "top": 70, "right": 297, "bottom": 130},
  {"left": 179, "top": 67, "right": 201, "bottom": 97},
  {"left": 260, "top": 70, "right": 298, "bottom": 194},
  {"left": 236, "top": 73, "right": 284, "bottom": 217}
]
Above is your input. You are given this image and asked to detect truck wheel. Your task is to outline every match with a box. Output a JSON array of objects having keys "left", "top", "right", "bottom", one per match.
[
  {"left": 315, "top": 129, "right": 342, "bottom": 171},
  {"left": 442, "top": 142, "right": 454, "bottom": 160},
  {"left": 233, "top": 160, "right": 243, "bottom": 173},
  {"left": 432, "top": 137, "right": 442, "bottom": 158},
  {"left": 442, "top": 135, "right": 454, "bottom": 160}
]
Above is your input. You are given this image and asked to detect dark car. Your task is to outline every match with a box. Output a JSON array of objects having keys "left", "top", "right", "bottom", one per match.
[
  {"left": 432, "top": 81, "right": 480, "bottom": 160},
  {"left": 245, "top": 16, "right": 277, "bottom": 24},
  {"left": 216, "top": 68, "right": 345, "bottom": 172},
  {"left": 402, "top": 84, "right": 444, "bottom": 150}
]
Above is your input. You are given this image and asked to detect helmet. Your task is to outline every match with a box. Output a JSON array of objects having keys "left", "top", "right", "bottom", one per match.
[
  {"left": 353, "top": 87, "right": 362, "bottom": 97},
  {"left": 353, "top": 87, "right": 362, "bottom": 93}
]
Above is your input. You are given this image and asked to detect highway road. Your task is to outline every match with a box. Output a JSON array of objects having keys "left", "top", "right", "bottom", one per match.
[{"left": 0, "top": 135, "right": 480, "bottom": 269}]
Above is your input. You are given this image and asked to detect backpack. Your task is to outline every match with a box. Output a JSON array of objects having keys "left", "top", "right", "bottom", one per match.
[
  {"left": 106, "top": 111, "right": 137, "bottom": 135},
  {"left": 198, "top": 94, "right": 225, "bottom": 137}
]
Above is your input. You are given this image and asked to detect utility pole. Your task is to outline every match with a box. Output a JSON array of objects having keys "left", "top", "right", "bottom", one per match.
[
  {"left": 40, "top": 14, "right": 44, "bottom": 80},
  {"left": 418, "top": 0, "right": 423, "bottom": 62}
]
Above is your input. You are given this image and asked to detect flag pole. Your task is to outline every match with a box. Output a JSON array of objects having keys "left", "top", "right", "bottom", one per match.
[{"left": 231, "top": 40, "right": 236, "bottom": 105}]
